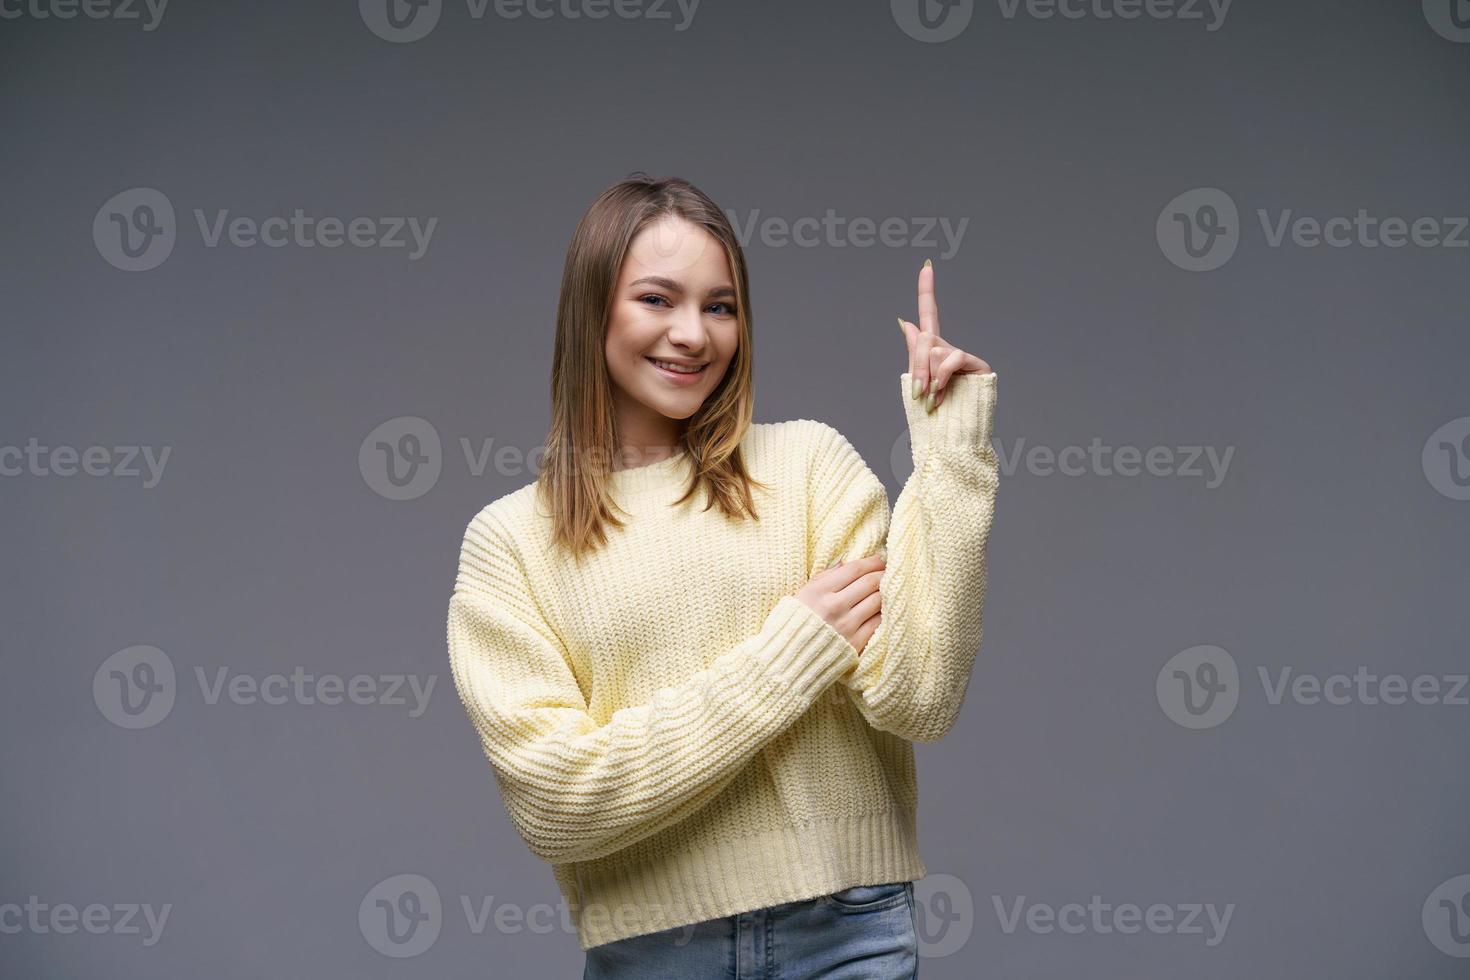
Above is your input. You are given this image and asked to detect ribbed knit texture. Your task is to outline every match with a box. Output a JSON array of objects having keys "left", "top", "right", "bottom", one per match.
[{"left": 446, "top": 369, "right": 999, "bottom": 950}]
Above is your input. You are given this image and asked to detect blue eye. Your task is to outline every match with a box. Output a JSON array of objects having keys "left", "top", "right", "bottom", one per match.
[{"left": 639, "top": 295, "right": 735, "bottom": 316}]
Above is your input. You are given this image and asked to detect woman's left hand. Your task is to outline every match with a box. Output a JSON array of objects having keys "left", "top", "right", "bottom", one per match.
[{"left": 897, "top": 259, "right": 993, "bottom": 412}]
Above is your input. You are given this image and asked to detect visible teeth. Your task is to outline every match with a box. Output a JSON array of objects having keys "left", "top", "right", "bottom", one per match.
[{"left": 650, "top": 358, "right": 704, "bottom": 374}]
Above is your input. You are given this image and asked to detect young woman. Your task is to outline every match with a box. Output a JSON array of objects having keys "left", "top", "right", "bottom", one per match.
[{"left": 446, "top": 173, "right": 998, "bottom": 977}]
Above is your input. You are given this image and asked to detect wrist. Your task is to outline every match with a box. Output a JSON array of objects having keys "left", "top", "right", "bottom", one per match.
[{"left": 901, "top": 370, "right": 997, "bottom": 457}]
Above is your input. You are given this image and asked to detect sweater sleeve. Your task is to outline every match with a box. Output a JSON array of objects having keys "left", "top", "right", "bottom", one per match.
[
  {"left": 806, "top": 370, "right": 999, "bottom": 743},
  {"left": 446, "top": 510, "right": 861, "bottom": 865}
]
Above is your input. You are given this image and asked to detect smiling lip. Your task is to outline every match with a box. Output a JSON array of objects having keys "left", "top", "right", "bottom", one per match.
[{"left": 646, "top": 357, "right": 708, "bottom": 385}]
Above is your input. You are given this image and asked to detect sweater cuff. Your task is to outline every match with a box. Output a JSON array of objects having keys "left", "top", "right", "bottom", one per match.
[
  {"left": 757, "top": 595, "right": 861, "bottom": 696},
  {"left": 901, "top": 370, "right": 997, "bottom": 457}
]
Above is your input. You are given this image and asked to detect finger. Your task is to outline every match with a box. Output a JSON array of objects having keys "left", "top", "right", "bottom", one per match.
[
  {"left": 847, "top": 588, "right": 882, "bottom": 627},
  {"left": 917, "top": 259, "right": 941, "bottom": 338},
  {"left": 927, "top": 344, "right": 953, "bottom": 376},
  {"left": 899, "top": 318, "right": 919, "bottom": 384},
  {"left": 897, "top": 316, "right": 916, "bottom": 358},
  {"left": 852, "top": 611, "right": 882, "bottom": 654},
  {"left": 929, "top": 347, "right": 968, "bottom": 409},
  {"left": 838, "top": 568, "right": 886, "bottom": 606},
  {"left": 917, "top": 346, "right": 964, "bottom": 405},
  {"left": 912, "top": 329, "right": 937, "bottom": 397},
  {"left": 821, "top": 554, "right": 885, "bottom": 589}
]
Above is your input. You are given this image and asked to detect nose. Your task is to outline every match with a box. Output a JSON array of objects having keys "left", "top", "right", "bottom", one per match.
[{"left": 664, "top": 303, "right": 711, "bottom": 351}]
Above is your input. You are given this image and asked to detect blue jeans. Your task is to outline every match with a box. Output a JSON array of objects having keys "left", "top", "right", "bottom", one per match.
[{"left": 583, "top": 880, "right": 919, "bottom": 979}]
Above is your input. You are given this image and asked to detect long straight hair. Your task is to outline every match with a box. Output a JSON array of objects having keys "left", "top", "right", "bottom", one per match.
[{"left": 537, "top": 173, "right": 770, "bottom": 562}]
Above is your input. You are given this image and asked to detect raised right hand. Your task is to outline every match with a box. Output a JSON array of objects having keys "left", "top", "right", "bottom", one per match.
[{"left": 794, "top": 554, "right": 885, "bottom": 654}]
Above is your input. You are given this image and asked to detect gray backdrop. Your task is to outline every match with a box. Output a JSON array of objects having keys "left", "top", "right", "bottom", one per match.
[{"left": 3, "top": 0, "right": 1468, "bottom": 976}]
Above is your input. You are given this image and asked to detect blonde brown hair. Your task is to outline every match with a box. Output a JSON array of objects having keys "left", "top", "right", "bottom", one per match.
[{"left": 536, "top": 173, "right": 770, "bottom": 562}]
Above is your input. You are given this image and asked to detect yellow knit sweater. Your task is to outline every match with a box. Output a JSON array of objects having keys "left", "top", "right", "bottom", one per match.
[{"left": 446, "top": 370, "right": 999, "bottom": 950}]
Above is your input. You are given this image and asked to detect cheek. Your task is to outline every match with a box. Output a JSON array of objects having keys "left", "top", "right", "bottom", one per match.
[
  {"left": 606, "top": 341, "right": 646, "bottom": 387},
  {"left": 605, "top": 312, "right": 641, "bottom": 359},
  {"left": 715, "top": 323, "right": 741, "bottom": 361},
  {"left": 608, "top": 303, "right": 659, "bottom": 347}
]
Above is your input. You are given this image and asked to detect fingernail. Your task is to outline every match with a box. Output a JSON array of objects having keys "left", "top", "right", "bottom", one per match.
[
  {"left": 923, "top": 258, "right": 933, "bottom": 269},
  {"left": 925, "top": 388, "right": 937, "bottom": 412},
  {"left": 896, "top": 316, "right": 906, "bottom": 335},
  {"left": 911, "top": 377, "right": 923, "bottom": 399}
]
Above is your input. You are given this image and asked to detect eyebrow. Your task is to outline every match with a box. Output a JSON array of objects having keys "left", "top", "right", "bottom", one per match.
[{"left": 628, "top": 276, "right": 737, "bottom": 299}]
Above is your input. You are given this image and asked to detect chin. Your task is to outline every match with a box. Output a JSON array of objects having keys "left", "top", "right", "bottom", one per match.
[{"left": 649, "top": 394, "right": 704, "bottom": 420}]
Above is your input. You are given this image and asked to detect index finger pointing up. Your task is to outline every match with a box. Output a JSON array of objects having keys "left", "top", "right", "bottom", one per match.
[{"left": 917, "top": 259, "right": 941, "bottom": 337}]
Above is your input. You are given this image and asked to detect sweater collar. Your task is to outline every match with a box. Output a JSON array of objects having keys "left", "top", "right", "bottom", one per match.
[{"left": 606, "top": 448, "right": 692, "bottom": 494}]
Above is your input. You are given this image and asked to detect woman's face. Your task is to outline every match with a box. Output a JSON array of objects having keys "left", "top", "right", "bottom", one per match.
[{"left": 604, "top": 214, "right": 739, "bottom": 439}]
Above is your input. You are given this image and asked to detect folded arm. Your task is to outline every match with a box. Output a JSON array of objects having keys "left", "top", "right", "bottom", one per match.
[
  {"left": 446, "top": 511, "right": 860, "bottom": 864},
  {"left": 807, "top": 369, "right": 999, "bottom": 743}
]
